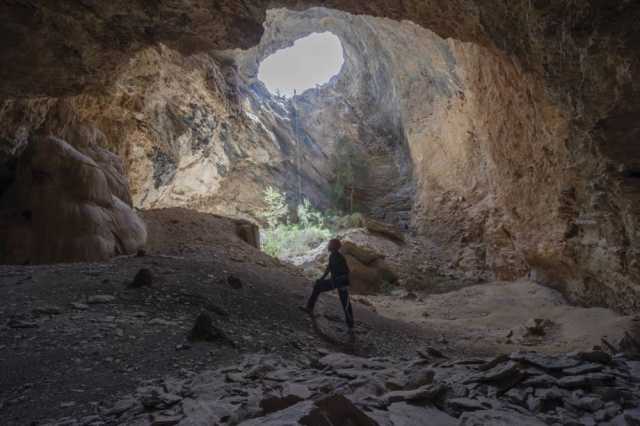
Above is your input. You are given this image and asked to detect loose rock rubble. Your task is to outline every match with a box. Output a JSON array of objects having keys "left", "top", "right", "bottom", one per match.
[{"left": 44, "top": 349, "right": 640, "bottom": 425}]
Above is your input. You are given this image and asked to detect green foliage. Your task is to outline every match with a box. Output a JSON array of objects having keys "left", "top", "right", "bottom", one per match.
[
  {"left": 261, "top": 186, "right": 288, "bottom": 228},
  {"left": 260, "top": 188, "right": 331, "bottom": 259},
  {"left": 297, "top": 198, "right": 324, "bottom": 228},
  {"left": 259, "top": 187, "right": 366, "bottom": 259},
  {"left": 262, "top": 224, "right": 331, "bottom": 259}
]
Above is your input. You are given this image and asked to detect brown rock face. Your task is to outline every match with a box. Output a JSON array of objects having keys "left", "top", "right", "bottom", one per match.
[
  {"left": 0, "top": 129, "right": 147, "bottom": 264},
  {"left": 0, "top": 2, "right": 639, "bottom": 312}
]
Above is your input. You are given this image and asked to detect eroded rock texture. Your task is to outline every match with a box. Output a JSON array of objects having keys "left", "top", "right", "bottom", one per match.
[
  {"left": 1, "top": 1, "right": 639, "bottom": 312},
  {"left": 0, "top": 127, "right": 146, "bottom": 264}
]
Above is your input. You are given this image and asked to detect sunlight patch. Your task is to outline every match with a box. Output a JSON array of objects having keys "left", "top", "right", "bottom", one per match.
[{"left": 258, "top": 32, "right": 344, "bottom": 98}]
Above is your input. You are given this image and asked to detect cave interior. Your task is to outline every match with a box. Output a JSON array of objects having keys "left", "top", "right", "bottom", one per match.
[{"left": 1, "top": 2, "right": 640, "bottom": 425}]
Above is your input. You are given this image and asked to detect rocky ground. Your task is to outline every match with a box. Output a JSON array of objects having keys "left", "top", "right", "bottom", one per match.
[
  {"left": 1, "top": 208, "right": 640, "bottom": 425},
  {"left": 43, "top": 349, "right": 640, "bottom": 426},
  {"left": 0, "top": 209, "right": 442, "bottom": 425}
]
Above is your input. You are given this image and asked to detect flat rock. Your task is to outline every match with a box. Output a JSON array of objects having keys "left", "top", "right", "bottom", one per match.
[
  {"left": 558, "top": 373, "right": 614, "bottom": 389},
  {"left": 475, "top": 361, "right": 520, "bottom": 383},
  {"left": 70, "top": 302, "right": 89, "bottom": 310},
  {"left": 510, "top": 352, "right": 580, "bottom": 370},
  {"left": 388, "top": 402, "right": 457, "bottom": 426},
  {"left": 522, "top": 374, "right": 558, "bottom": 388},
  {"left": 381, "top": 384, "right": 443, "bottom": 405},
  {"left": 33, "top": 305, "right": 63, "bottom": 315},
  {"left": 87, "top": 295, "right": 116, "bottom": 304},
  {"left": 563, "top": 363, "right": 603, "bottom": 375},
  {"left": 459, "top": 409, "right": 548, "bottom": 426},
  {"left": 447, "top": 398, "right": 488, "bottom": 413},
  {"left": 577, "top": 351, "right": 612, "bottom": 365}
]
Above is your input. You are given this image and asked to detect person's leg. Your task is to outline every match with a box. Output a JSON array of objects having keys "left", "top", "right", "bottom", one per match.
[
  {"left": 338, "top": 288, "right": 354, "bottom": 329},
  {"left": 306, "top": 278, "right": 334, "bottom": 311}
]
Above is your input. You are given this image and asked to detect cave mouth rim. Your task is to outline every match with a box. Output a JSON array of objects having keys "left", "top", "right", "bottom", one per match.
[{"left": 257, "top": 31, "right": 345, "bottom": 99}]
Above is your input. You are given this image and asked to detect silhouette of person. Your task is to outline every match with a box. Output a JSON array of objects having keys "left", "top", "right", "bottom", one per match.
[{"left": 301, "top": 239, "right": 354, "bottom": 333}]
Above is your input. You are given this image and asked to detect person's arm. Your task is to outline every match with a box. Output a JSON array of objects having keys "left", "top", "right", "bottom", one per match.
[
  {"left": 320, "top": 254, "right": 332, "bottom": 280},
  {"left": 320, "top": 264, "right": 330, "bottom": 280}
]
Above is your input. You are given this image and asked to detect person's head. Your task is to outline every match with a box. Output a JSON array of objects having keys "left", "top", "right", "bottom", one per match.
[{"left": 328, "top": 238, "right": 341, "bottom": 253}]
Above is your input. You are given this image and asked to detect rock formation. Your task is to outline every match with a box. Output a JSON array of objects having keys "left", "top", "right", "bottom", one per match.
[
  {"left": 290, "top": 227, "right": 402, "bottom": 294},
  {"left": 0, "top": 126, "right": 146, "bottom": 264},
  {"left": 0, "top": 2, "right": 639, "bottom": 314}
]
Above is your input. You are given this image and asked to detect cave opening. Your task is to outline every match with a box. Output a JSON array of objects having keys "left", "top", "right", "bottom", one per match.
[{"left": 257, "top": 32, "right": 345, "bottom": 98}]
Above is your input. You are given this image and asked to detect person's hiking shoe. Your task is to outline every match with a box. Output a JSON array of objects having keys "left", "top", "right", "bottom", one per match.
[{"left": 298, "top": 306, "right": 314, "bottom": 316}]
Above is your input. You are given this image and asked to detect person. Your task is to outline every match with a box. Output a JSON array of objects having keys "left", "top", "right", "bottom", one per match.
[{"left": 301, "top": 238, "right": 354, "bottom": 333}]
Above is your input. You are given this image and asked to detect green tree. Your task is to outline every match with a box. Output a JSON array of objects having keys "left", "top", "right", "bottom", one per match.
[
  {"left": 261, "top": 186, "right": 288, "bottom": 228},
  {"left": 297, "top": 198, "right": 324, "bottom": 228}
]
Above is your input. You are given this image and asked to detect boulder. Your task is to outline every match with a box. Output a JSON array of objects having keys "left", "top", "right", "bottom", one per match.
[
  {"left": 341, "top": 241, "right": 384, "bottom": 265},
  {"left": 0, "top": 132, "right": 146, "bottom": 264},
  {"left": 364, "top": 218, "right": 405, "bottom": 243},
  {"left": 346, "top": 252, "right": 398, "bottom": 294},
  {"left": 233, "top": 219, "right": 260, "bottom": 249}
]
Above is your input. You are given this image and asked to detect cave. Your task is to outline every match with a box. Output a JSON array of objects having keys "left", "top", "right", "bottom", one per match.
[{"left": 1, "top": 2, "right": 640, "bottom": 424}]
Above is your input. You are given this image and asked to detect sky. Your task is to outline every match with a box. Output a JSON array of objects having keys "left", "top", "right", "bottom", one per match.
[{"left": 258, "top": 32, "right": 344, "bottom": 98}]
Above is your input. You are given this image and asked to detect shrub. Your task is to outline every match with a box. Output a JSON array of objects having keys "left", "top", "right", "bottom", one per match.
[
  {"left": 262, "top": 224, "right": 331, "bottom": 259},
  {"left": 259, "top": 187, "right": 365, "bottom": 259},
  {"left": 261, "top": 186, "right": 288, "bottom": 228}
]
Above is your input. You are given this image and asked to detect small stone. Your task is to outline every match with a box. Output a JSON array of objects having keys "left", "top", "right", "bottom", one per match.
[
  {"left": 524, "top": 318, "right": 550, "bottom": 336},
  {"left": 447, "top": 398, "right": 487, "bottom": 413},
  {"left": 106, "top": 397, "right": 137, "bottom": 415},
  {"left": 87, "top": 295, "right": 116, "bottom": 304},
  {"left": 419, "top": 347, "right": 447, "bottom": 359},
  {"left": 189, "top": 312, "right": 231, "bottom": 344},
  {"left": 405, "top": 369, "right": 435, "bottom": 389},
  {"left": 60, "top": 401, "right": 76, "bottom": 408},
  {"left": 227, "top": 275, "right": 243, "bottom": 289},
  {"left": 8, "top": 318, "right": 38, "bottom": 329},
  {"left": 130, "top": 268, "right": 153, "bottom": 288},
  {"left": 148, "top": 318, "right": 177, "bottom": 326},
  {"left": 71, "top": 302, "right": 89, "bottom": 310},
  {"left": 403, "top": 292, "right": 418, "bottom": 300},
  {"left": 33, "top": 305, "right": 62, "bottom": 315}
]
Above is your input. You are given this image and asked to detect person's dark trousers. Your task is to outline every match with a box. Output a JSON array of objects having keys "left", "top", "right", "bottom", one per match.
[
  {"left": 306, "top": 277, "right": 354, "bottom": 329},
  {"left": 337, "top": 288, "right": 354, "bottom": 329}
]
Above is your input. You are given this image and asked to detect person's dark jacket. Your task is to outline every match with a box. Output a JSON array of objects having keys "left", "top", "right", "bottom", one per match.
[{"left": 320, "top": 252, "right": 350, "bottom": 287}]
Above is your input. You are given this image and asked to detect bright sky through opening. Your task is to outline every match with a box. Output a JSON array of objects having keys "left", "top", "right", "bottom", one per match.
[{"left": 258, "top": 32, "right": 344, "bottom": 98}]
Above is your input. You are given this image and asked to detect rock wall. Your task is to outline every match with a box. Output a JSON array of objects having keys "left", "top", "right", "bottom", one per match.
[
  {"left": 0, "top": 47, "right": 334, "bottom": 223},
  {"left": 0, "top": 127, "right": 147, "bottom": 264}
]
